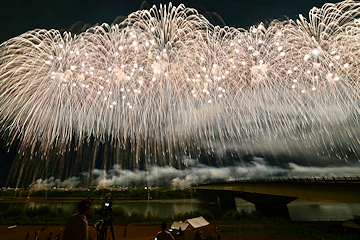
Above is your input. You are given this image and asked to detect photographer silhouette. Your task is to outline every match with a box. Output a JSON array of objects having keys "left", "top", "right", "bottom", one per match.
[{"left": 63, "top": 198, "right": 93, "bottom": 240}]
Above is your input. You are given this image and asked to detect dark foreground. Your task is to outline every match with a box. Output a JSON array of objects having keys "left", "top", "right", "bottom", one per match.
[
  {"left": 0, "top": 225, "right": 159, "bottom": 240},
  {"left": 0, "top": 222, "right": 350, "bottom": 240}
]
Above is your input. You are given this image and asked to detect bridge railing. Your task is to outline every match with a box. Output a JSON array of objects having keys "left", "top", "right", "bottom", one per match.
[
  {"left": 195, "top": 175, "right": 360, "bottom": 186},
  {"left": 236, "top": 175, "right": 360, "bottom": 183}
]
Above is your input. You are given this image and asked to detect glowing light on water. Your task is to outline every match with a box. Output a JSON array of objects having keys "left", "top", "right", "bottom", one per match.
[{"left": 1, "top": 1, "right": 360, "bottom": 182}]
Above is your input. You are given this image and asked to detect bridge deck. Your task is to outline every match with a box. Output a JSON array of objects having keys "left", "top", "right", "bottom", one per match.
[{"left": 194, "top": 177, "right": 360, "bottom": 203}]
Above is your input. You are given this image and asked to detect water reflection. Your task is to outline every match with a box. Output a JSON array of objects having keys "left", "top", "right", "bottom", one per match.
[
  {"left": 0, "top": 198, "right": 359, "bottom": 221},
  {"left": 288, "top": 199, "right": 360, "bottom": 221},
  {"left": 111, "top": 199, "right": 205, "bottom": 217}
]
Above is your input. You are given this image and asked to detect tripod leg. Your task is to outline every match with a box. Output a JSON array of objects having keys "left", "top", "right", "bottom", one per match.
[
  {"left": 98, "top": 225, "right": 107, "bottom": 240},
  {"left": 109, "top": 219, "right": 115, "bottom": 240}
]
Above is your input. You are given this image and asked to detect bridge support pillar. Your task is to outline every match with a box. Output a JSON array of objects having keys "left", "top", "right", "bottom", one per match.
[
  {"left": 239, "top": 192, "right": 297, "bottom": 218},
  {"left": 219, "top": 194, "right": 237, "bottom": 211},
  {"left": 254, "top": 202, "right": 291, "bottom": 218}
]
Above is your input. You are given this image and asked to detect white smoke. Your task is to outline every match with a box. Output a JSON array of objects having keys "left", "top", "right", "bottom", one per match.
[
  {"left": 31, "top": 176, "right": 80, "bottom": 190},
  {"left": 289, "top": 163, "right": 360, "bottom": 177},
  {"left": 33, "top": 157, "right": 360, "bottom": 189},
  {"left": 90, "top": 157, "right": 360, "bottom": 189}
]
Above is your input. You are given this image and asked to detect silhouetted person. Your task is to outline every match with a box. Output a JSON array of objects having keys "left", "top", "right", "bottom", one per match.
[
  {"left": 124, "top": 222, "right": 128, "bottom": 236},
  {"left": 63, "top": 199, "right": 92, "bottom": 240},
  {"left": 34, "top": 229, "right": 39, "bottom": 240},
  {"left": 156, "top": 222, "right": 174, "bottom": 240},
  {"left": 47, "top": 232, "right": 53, "bottom": 240},
  {"left": 178, "top": 226, "right": 183, "bottom": 236},
  {"left": 215, "top": 225, "right": 220, "bottom": 240}
]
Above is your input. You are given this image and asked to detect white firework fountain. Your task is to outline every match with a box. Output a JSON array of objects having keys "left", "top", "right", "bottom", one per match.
[{"left": 1, "top": 1, "right": 360, "bottom": 187}]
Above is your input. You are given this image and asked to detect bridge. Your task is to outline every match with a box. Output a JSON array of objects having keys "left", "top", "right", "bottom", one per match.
[{"left": 193, "top": 176, "right": 360, "bottom": 218}]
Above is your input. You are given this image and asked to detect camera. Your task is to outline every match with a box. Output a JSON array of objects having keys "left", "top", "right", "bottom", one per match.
[
  {"left": 104, "top": 192, "right": 113, "bottom": 212},
  {"left": 104, "top": 200, "right": 112, "bottom": 211}
]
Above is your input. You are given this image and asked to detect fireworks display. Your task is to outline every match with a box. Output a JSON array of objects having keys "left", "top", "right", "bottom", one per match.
[{"left": 1, "top": 1, "right": 360, "bottom": 186}]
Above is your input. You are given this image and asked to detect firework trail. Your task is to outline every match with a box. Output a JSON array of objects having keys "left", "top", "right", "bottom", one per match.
[{"left": 1, "top": 1, "right": 360, "bottom": 186}]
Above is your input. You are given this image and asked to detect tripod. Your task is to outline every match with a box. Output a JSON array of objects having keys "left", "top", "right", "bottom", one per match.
[{"left": 96, "top": 210, "right": 115, "bottom": 240}]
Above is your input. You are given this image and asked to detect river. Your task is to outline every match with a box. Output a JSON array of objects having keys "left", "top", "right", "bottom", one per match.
[{"left": 1, "top": 198, "right": 359, "bottom": 221}]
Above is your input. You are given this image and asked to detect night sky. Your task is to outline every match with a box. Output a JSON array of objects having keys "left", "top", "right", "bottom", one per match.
[
  {"left": 0, "top": 0, "right": 339, "bottom": 43},
  {"left": 0, "top": 0, "right": 346, "bottom": 186}
]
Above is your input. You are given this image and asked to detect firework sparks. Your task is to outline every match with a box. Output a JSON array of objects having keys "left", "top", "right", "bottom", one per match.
[{"left": 1, "top": 1, "right": 360, "bottom": 182}]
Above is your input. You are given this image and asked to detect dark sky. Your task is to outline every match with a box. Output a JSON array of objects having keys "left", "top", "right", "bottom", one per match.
[{"left": 0, "top": 0, "right": 338, "bottom": 43}]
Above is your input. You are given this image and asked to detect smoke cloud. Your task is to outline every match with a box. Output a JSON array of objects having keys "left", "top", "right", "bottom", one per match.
[
  {"left": 33, "top": 157, "right": 360, "bottom": 189},
  {"left": 31, "top": 176, "right": 80, "bottom": 190}
]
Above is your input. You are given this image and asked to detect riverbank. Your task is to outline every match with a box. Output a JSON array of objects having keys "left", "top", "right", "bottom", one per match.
[{"left": 0, "top": 223, "right": 325, "bottom": 240}]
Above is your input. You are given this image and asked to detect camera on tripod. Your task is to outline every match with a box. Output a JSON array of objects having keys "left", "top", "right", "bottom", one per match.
[
  {"left": 94, "top": 193, "right": 115, "bottom": 240},
  {"left": 104, "top": 192, "right": 113, "bottom": 212}
]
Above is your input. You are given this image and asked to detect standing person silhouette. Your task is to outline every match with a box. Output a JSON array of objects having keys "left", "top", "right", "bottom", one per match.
[
  {"left": 34, "top": 229, "right": 40, "bottom": 240},
  {"left": 63, "top": 199, "right": 92, "bottom": 240},
  {"left": 156, "top": 222, "right": 174, "bottom": 240},
  {"left": 123, "top": 222, "right": 128, "bottom": 236}
]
